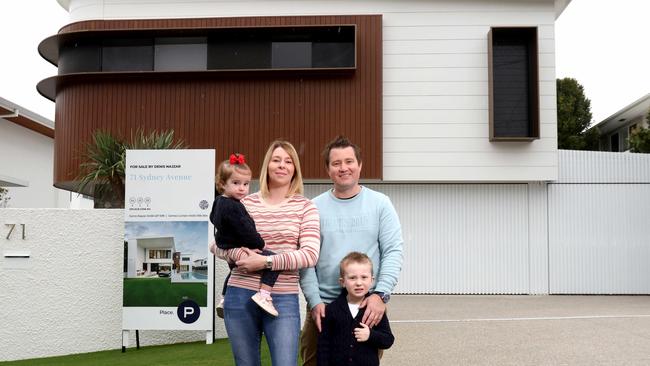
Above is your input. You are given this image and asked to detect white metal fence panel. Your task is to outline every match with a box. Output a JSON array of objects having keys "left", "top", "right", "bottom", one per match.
[
  {"left": 548, "top": 184, "right": 650, "bottom": 294},
  {"left": 306, "top": 183, "right": 530, "bottom": 294},
  {"left": 558, "top": 150, "right": 650, "bottom": 183}
]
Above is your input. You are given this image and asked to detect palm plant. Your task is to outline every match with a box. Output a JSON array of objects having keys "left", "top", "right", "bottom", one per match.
[
  {"left": 127, "top": 129, "right": 186, "bottom": 150},
  {"left": 77, "top": 129, "right": 186, "bottom": 208},
  {"left": 77, "top": 131, "right": 127, "bottom": 208}
]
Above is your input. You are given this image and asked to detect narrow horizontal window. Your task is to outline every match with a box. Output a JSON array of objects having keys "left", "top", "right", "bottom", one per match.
[{"left": 56, "top": 25, "right": 356, "bottom": 75}]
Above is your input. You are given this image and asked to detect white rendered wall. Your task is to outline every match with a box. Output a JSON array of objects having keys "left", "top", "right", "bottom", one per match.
[
  {"left": 0, "top": 209, "right": 231, "bottom": 362},
  {"left": 63, "top": 0, "right": 559, "bottom": 182},
  {"left": 0, "top": 118, "right": 67, "bottom": 208}
]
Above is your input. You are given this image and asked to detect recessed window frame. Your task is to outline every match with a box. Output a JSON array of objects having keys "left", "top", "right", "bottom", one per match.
[
  {"left": 55, "top": 25, "right": 357, "bottom": 74},
  {"left": 488, "top": 26, "right": 540, "bottom": 141}
]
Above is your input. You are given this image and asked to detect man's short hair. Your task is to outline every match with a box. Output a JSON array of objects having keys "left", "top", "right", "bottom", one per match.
[
  {"left": 339, "top": 251, "right": 373, "bottom": 278},
  {"left": 322, "top": 135, "right": 362, "bottom": 167}
]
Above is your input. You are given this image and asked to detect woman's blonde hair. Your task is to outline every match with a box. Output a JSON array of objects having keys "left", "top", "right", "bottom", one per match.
[
  {"left": 215, "top": 154, "right": 252, "bottom": 194},
  {"left": 259, "top": 140, "right": 304, "bottom": 198}
]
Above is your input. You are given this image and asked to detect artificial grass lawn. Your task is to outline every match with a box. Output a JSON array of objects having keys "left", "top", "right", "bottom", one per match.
[
  {"left": 123, "top": 278, "right": 207, "bottom": 307},
  {"left": 0, "top": 338, "right": 280, "bottom": 366}
]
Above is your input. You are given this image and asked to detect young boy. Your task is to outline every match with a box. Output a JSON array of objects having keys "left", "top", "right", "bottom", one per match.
[{"left": 317, "top": 252, "right": 394, "bottom": 366}]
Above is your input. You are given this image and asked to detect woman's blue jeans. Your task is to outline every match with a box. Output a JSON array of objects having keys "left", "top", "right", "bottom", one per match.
[{"left": 224, "top": 286, "right": 300, "bottom": 366}]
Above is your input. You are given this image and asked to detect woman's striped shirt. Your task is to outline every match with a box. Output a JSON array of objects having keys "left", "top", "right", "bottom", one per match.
[{"left": 217, "top": 192, "right": 320, "bottom": 294}]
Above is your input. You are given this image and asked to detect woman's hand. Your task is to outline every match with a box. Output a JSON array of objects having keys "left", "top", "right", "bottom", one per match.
[{"left": 235, "top": 248, "right": 266, "bottom": 272}]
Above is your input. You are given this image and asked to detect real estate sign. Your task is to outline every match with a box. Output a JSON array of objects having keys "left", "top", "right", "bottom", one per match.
[{"left": 123, "top": 149, "right": 214, "bottom": 331}]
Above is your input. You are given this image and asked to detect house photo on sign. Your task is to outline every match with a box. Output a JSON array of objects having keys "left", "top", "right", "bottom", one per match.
[
  {"left": 123, "top": 149, "right": 215, "bottom": 331},
  {"left": 124, "top": 221, "right": 209, "bottom": 307}
]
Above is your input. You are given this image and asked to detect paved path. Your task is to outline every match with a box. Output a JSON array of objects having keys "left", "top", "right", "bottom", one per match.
[{"left": 381, "top": 295, "right": 650, "bottom": 366}]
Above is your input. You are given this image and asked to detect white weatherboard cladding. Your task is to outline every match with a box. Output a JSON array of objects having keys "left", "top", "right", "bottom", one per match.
[
  {"left": 548, "top": 184, "right": 650, "bottom": 294},
  {"left": 65, "top": 0, "right": 559, "bottom": 182}
]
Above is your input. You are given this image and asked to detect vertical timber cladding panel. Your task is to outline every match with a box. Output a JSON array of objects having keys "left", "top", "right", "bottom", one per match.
[{"left": 54, "top": 16, "right": 382, "bottom": 187}]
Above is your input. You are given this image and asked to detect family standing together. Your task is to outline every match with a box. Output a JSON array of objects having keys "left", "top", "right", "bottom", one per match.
[{"left": 210, "top": 136, "right": 404, "bottom": 366}]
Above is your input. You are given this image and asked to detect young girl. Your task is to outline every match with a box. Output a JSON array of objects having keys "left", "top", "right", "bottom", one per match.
[{"left": 209, "top": 153, "right": 280, "bottom": 317}]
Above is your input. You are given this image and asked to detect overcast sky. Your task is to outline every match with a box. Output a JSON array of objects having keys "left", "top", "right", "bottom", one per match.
[{"left": 0, "top": 0, "right": 647, "bottom": 125}]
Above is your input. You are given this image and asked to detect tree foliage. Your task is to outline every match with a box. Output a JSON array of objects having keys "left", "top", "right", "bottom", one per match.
[
  {"left": 628, "top": 108, "right": 650, "bottom": 153},
  {"left": 76, "top": 129, "right": 186, "bottom": 208},
  {"left": 557, "top": 78, "right": 600, "bottom": 150}
]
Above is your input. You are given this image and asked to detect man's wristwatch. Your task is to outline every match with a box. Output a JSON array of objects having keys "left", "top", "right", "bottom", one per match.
[
  {"left": 372, "top": 291, "right": 390, "bottom": 303},
  {"left": 264, "top": 256, "right": 273, "bottom": 269}
]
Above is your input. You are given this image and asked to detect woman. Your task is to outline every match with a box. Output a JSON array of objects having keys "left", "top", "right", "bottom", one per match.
[{"left": 217, "top": 140, "right": 320, "bottom": 366}]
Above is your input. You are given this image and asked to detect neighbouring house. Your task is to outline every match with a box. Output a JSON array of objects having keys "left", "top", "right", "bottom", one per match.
[
  {"left": 0, "top": 97, "right": 92, "bottom": 208},
  {"left": 193, "top": 257, "right": 208, "bottom": 271},
  {"left": 593, "top": 93, "right": 650, "bottom": 152},
  {"left": 126, "top": 236, "right": 175, "bottom": 277}
]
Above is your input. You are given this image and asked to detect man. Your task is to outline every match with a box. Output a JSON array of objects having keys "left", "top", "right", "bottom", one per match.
[{"left": 300, "top": 136, "right": 404, "bottom": 366}]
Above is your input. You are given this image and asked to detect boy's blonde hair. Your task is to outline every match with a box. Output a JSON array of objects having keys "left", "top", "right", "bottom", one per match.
[
  {"left": 258, "top": 140, "right": 304, "bottom": 198},
  {"left": 339, "top": 251, "right": 373, "bottom": 278},
  {"left": 215, "top": 153, "right": 252, "bottom": 194}
]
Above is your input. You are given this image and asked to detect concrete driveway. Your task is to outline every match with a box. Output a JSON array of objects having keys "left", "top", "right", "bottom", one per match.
[{"left": 381, "top": 295, "right": 650, "bottom": 365}]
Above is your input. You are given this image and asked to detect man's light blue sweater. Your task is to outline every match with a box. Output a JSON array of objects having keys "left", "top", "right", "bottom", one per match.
[{"left": 300, "top": 186, "right": 404, "bottom": 309}]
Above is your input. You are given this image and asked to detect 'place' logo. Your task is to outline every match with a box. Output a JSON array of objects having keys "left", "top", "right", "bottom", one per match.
[{"left": 177, "top": 300, "right": 200, "bottom": 324}]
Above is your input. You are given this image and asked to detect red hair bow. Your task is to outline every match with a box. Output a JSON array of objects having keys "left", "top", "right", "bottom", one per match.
[{"left": 229, "top": 153, "right": 246, "bottom": 165}]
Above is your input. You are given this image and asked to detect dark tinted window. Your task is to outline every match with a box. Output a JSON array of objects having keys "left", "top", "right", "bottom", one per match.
[
  {"left": 59, "top": 40, "right": 101, "bottom": 74},
  {"left": 154, "top": 37, "right": 207, "bottom": 71},
  {"left": 489, "top": 27, "right": 539, "bottom": 140},
  {"left": 272, "top": 42, "right": 311, "bottom": 68},
  {"left": 611, "top": 133, "right": 619, "bottom": 152},
  {"left": 209, "top": 41, "right": 271, "bottom": 69},
  {"left": 313, "top": 42, "right": 354, "bottom": 68},
  {"left": 208, "top": 26, "right": 355, "bottom": 70},
  {"left": 102, "top": 38, "right": 153, "bottom": 72},
  {"left": 56, "top": 26, "right": 356, "bottom": 73}
]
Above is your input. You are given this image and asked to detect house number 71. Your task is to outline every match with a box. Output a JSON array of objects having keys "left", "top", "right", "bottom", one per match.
[{"left": 5, "top": 224, "right": 26, "bottom": 240}]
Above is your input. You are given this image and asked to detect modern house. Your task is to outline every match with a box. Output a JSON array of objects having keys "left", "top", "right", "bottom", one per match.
[
  {"left": 39, "top": 0, "right": 568, "bottom": 294},
  {"left": 593, "top": 93, "right": 650, "bottom": 152},
  {"left": 35, "top": 0, "right": 650, "bottom": 297},
  {"left": 126, "top": 235, "right": 175, "bottom": 277},
  {"left": 39, "top": 0, "right": 569, "bottom": 189}
]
